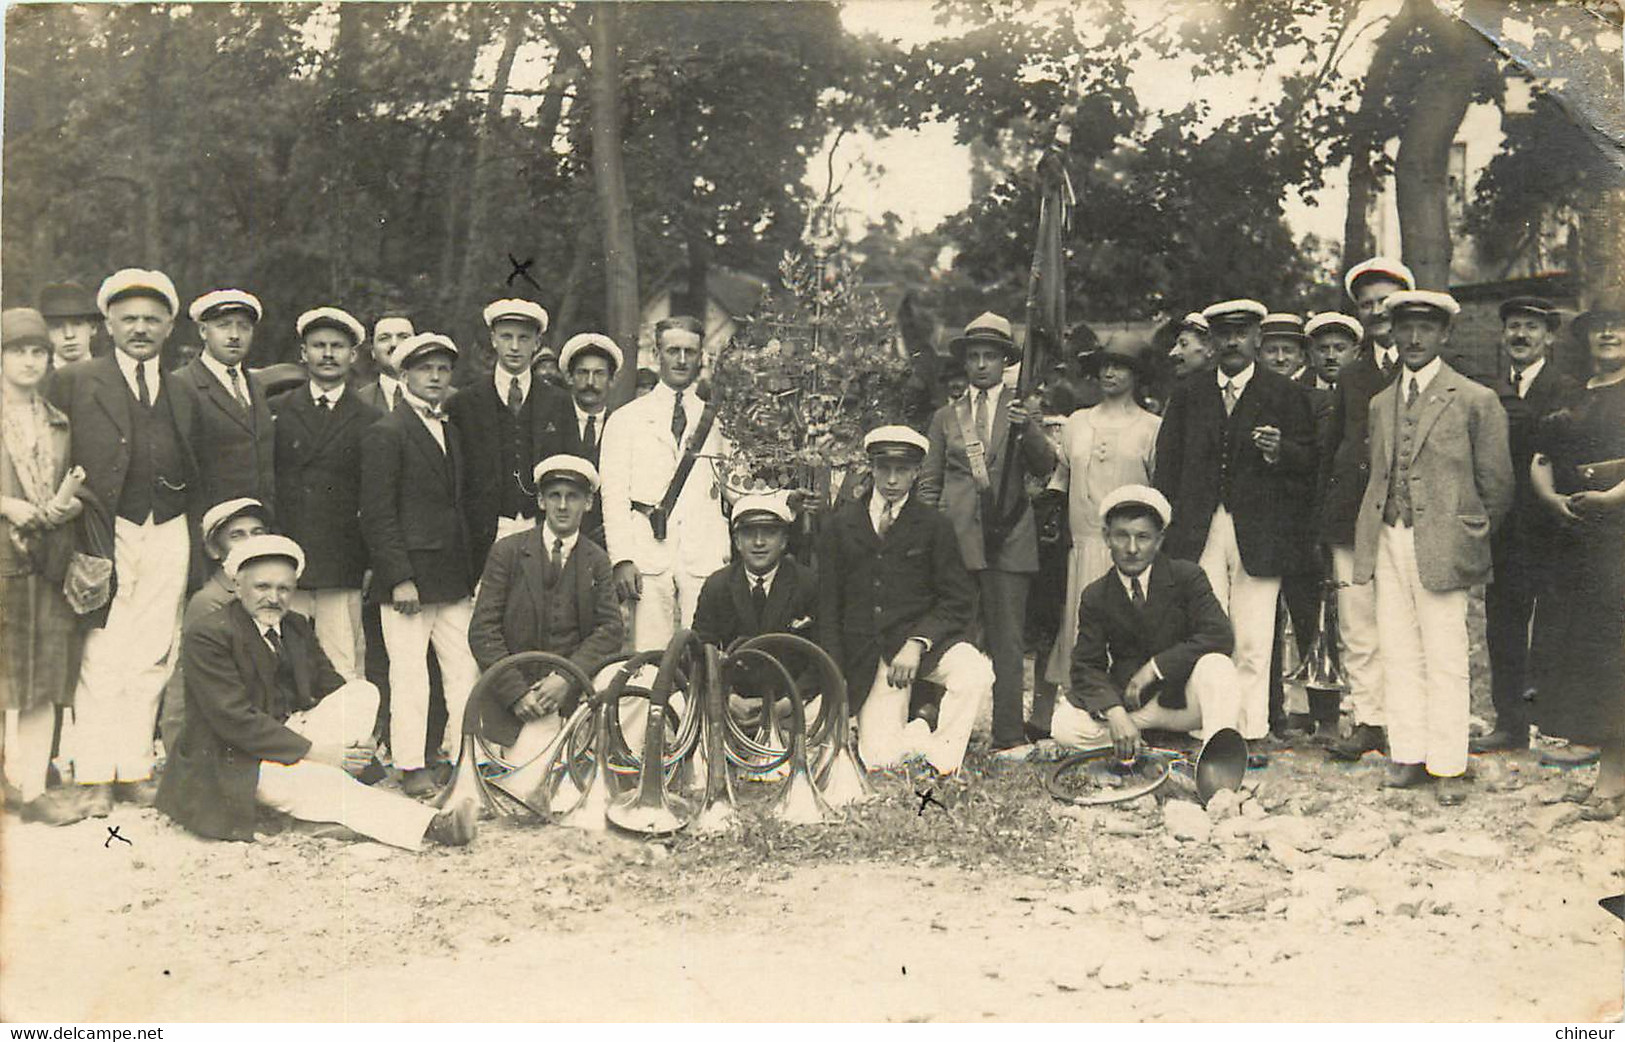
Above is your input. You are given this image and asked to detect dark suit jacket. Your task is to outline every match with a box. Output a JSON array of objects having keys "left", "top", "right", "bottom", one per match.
[
  {"left": 1068, "top": 556, "right": 1234, "bottom": 716},
  {"left": 174, "top": 356, "right": 277, "bottom": 515},
  {"left": 556, "top": 403, "right": 611, "bottom": 546},
  {"left": 269, "top": 384, "right": 381, "bottom": 589},
  {"left": 359, "top": 404, "right": 476, "bottom": 605},
  {"left": 1318, "top": 353, "right": 1397, "bottom": 546},
  {"left": 816, "top": 494, "right": 977, "bottom": 712},
  {"left": 1493, "top": 361, "right": 1581, "bottom": 568},
  {"left": 156, "top": 601, "right": 344, "bottom": 842},
  {"left": 693, "top": 557, "right": 820, "bottom": 696},
  {"left": 467, "top": 527, "right": 623, "bottom": 747},
  {"left": 1153, "top": 364, "right": 1315, "bottom": 576},
  {"left": 445, "top": 376, "right": 573, "bottom": 570},
  {"left": 46, "top": 353, "right": 201, "bottom": 529}
]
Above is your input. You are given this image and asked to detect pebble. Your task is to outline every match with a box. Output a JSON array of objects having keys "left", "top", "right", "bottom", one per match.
[
  {"left": 1097, "top": 961, "right": 1137, "bottom": 989},
  {"left": 1325, "top": 829, "right": 1391, "bottom": 860},
  {"left": 1261, "top": 816, "right": 1320, "bottom": 853},
  {"left": 1163, "top": 800, "right": 1212, "bottom": 843},
  {"left": 1141, "top": 915, "right": 1171, "bottom": 941},
  {"left": 1241, "top": 799, "right": 1268, "bottom": 821},
  {"left": 1205, "top": 789, "right": 1242, "bottom": 822}
]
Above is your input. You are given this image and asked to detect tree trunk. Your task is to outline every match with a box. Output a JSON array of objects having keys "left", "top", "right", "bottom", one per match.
[
  {"left": 1393, "top": 7, "right": 1488, "bottom": 289},
  {"left": 1340, "top": 4, "right": 1414, "bottom": 272},
  {"left": 555, "top": 209, "right": 600, "bottom": 344},
  {"left": 590, "top": 3, "right": 641, "bottom": 407},
  {"left": 454, "top": 7, "right": 527, "bottom": 338}
]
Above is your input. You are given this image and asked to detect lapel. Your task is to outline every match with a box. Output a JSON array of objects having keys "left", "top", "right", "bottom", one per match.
[
  {"left": 231, "top": 602, "right": 281, "bottom": 701},
  {"left": 761, "top": 560, "right": 797, "bottom": 632},
  {"left": 281, "top": 389, "right": 324, "bottom": 463},
  {"left": 402, "top": 405, "right": 451, "bottom": 477},
  {"left": 1140, "top": 559, "right": 1175, "bottom": 632},
  {"left": 573, "top": 537, "right": 596, "bottom": 624},
  {"left": 885, "top": 494, "right": 929, "bottom": 551},
  {"left": 282, "top": 618, "right": 314, "bottom": 705},
  {"left": 517, "top": 527, "right": 551, "bottom": 624},
  {"left": 525, "top": 381, "right": 564, "bottom": 447},
  {"left": 294, "top": 386, "right": 361, "bottom": 460},
  {"left": 1229, "top": 368, "right": 1265, "bottom": 437},
  {"left": 1370, "top": 384, "right": 1398, "bottom": 472},
  {"left": 89, "top": 355, "right": 134, "bottom": 436},
  {"left": 728, "top": 564, "right": 757, "bottom": 630},
  {"left": 843, "top": 497, "right": 881, "bottom": 553},
  {"left": 1410, "top": 363, "right": 1460, "bottom": 458},
  {"left": 323, "top": 388, "right": 364, "bottom": 450},
  {"left": 189, "top": 358, "right": 255, "bottom": 434},
  {"left": 988, "top": 387, "right": 1012, "bottom": 468},
  {"left": 649, "top": 388, "right": 681, "bottom": 455}
]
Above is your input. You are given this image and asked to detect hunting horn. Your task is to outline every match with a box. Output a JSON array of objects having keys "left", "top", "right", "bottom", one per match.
[{"left": 605, "top": 631, "right": 701, "bottom": 836}]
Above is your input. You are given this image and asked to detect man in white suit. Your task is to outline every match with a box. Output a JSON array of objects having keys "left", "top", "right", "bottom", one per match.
[{"left": 599, "top": 315, "right": 732, "bottom": 651}]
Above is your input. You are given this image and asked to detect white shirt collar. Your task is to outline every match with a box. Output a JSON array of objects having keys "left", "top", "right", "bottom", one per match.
[
  {"left": 745, "top": 563, "right": 780, "bottom": 593},
  {"left": 1217, "top": 362, "right": 1256, "bottom": 395},
  {"left": 259, "top": 622, "right": 283, "bottom": 646},
  {"left": 870, "top": 491, "right": 908, "bottom": 529},
  {"left": 969, "top": 381, "right": 1005, "bottom": 409},
  {"left": 1403, "top": 355, "right": 1444, "bottom": 398},
  {"left": 1288, "top": 365, "right": 1307, "bottom": 383},
  {"left": 1117, "top": 564, "right": 1152, "bottom": 599},
  {"left": 1512, "top": 356, "right": 1546, "bottom": 396},
  {"left": 1375, "top": 344, "right": 1399, "bottom": 370},
  {"left": 542, "top": 524, "right": 580, "bottom": 560},
  {"left": 114, "top": 350, "right": 161, "bottom": 401},
  {"left": 400, "top": 387, "right": 443, "bottom": 421},
  {"left": 575, "top": 400, "right": 606, "bottom": 432},
  {"left": 494, "top": 365, "right": 532, "bottom": 402},
  {"left": 310, "top": 381, "right": 345, "bottom": 405},
  {"left": 378, "top": 372, "right": 401, "bottom": 399},
  {"left": 199, "top": 352, "right": 246, "bottom": 393}
]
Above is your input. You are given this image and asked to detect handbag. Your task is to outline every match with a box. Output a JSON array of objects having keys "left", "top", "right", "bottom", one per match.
[{"left": 64, "top": 487, "right": 116, "bottom": 620}]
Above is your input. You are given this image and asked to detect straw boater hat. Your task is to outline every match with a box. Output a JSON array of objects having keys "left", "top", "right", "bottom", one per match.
[{"left": 949, "top": 312, "right": 1021, "bottom": 364}]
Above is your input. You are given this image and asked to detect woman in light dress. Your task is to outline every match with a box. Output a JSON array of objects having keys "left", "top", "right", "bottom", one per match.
[{"left": 1043, "top": 345, "right": 1161, "bottom": 694}]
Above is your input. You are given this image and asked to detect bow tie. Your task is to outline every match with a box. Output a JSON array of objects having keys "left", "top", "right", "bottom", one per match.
[{"left": 416, "top": 403, "right": 446, "bottom": 422}]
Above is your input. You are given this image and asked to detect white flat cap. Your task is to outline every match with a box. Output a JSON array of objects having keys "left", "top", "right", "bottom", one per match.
[
  {"left": 1180, "top": 312, "right": 1211, "bottom": 333},
  {"left": 97, "top": 268, "right": 179, "bottom": 316},
  {"left": 863, "top": 424, "right": 930, "bottom": 459},
  {"left": 188, "top": 289, "right": 263, "bottom": 324},
  {"left": 1260, "top": 313, "right": 1306, "bottom": 338},
  {"left": 296, "top": 306, "right": 366, "bottom": 345},
  {"left": 732, "top": 491, "right": 795, "bottom": 528},
  {"left": 1383, "top": 290, "right": 1460, "bottom": 320},
  {"left": 1099, "top": 484, "right": 1172, "bottom": 528},
  {"left": 201, "top": 497, "right": 270, "bottom": 544},
  {"left": 483, "top": 298, "right": 549, "bottom": 333},
  {"left": 390, "top": 332, "right": 458, "bottom": 372},
  {"left": 1305, "top": 313, "right": 1365, "bottom": 341},
  {"left": 1201, "top": 299, "right": 1268, "bottom": 325},
  {"left": 559, "top": 332, "right": 624, "bottom": 375},
  {"left": 1344, "top": 256, "right": 1416, "bottom": 300},
  {"left": 223, "top": 533, "right": 305, "bottom": 581},
  {"left": 532, "top": 453, "right": 600, "bottom": 493}
]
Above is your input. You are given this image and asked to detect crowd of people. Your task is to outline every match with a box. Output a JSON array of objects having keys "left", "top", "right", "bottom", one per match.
[{"left": 1, "top": 253, "right": 1620, "bottom": 853}]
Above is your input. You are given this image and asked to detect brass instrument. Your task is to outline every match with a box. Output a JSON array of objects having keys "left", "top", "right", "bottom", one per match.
[
  {"left": 1296, "top": 578, "right": 1350, "bottom": 694},
  {"left": 605, "top": 632, "right": 705, "bottom": 836},
  {"left": 1277, "top": 596, "right": 1302, "bottom": 683}
]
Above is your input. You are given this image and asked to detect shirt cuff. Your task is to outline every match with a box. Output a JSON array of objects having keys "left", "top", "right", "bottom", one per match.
[
  {"left": 907, "top": 636, "right": 933, "bottom": 653},
  {"left": 1148, "top": 657, "right": 1164, "bottom": 682}
]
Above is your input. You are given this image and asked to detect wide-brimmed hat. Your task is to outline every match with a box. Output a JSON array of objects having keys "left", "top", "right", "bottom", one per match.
[
  {"left": 1084, "top": 343, "right": 1148, "bottom": 380},
  {"left": 2, "top": 308, "right": 52, "bottom": 351},
  {"left": 37, "top": 282, "right": 100, "bottom": 320},
  {"left": 949, "top": 312, "right": 1020, "bottom": 364},
  {"left": 1571, "top": 294, "right": 1625, "bottom": 342}
]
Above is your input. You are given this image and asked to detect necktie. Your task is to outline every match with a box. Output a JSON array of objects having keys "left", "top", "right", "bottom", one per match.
[
  {"left": 1222, "top": 380, "right": 1237, "bottom": 416},
  {"left": 751, "top": 578, "right": 769, "bottom": 623},
  {"left": 548, "top": 536, "right": 565, "bottom": 586},
  {"left": 263, "top": 627, "right": 298, "bottom": 715},
  {"left": 877, "top": 500, "right": 894, "bottom": 538},
  {"left": 507, "top": 375, "right": 524, "bottom": 417},
  {"left": 1510, "top": 370, "right": 1522, "bottom": 398},
  {"left": 135, "top": 362, "right": 152, "bottom": 408},
  {"left": 1380, "top": 355, "right": 1396, "bottom": 381},
  {"left": 582, "top": 413, "right": 598, "bottom": 455},
  {"left": 392, "top": 384, "right": 405, "bottom": 412},
  {"left": 671, "top": 391, "right": 688, "bottom": 444},
  {"left": 228, "top": 366, "right": 249, "bottom": 411},
  {"left": 975, "top": 388, "right": 991, "bottom": 445},
  {"left": 1406, "top": 377, "right": 1419, "bottom": 408},
  {"left": 1130, "top": 575, "right": 1146, "bottom": 610}
]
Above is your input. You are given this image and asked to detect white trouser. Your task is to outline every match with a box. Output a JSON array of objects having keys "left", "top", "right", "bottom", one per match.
[
  {"left": 287, "top": 589, "right": 365, "bottom": 681},
  {"left": 257, "top": 680, "right": 436, "bottom": 850},
  {"left": 1330, "top": 545, "right": 1384, "bottom": 728},
  {"left": 3, "top": 705, "right": 58, "bottom": 802},
  {"left": 380, "top": 597, "right": 479, "bottom": 771},
  {"left": 630, "top": 569, "right": 705, "bottom": 653},
  {"left": 72, "top": 514, "right": 190, "bottom": 784},
  {"left": 1375, "top": 525, "right": 1469, "bottom": 777},
  {"left": 1197, "top": 508, "right": 1278, "bottom": 740},
  {"left": 1051, "top": 653, "right": 1242, "bottom": 747},
  {"left": 495, "top": 515, "right": 536, "bottom": 543},
  {"left": 857, "top": 642, "right": 992, "bottom": 775}
]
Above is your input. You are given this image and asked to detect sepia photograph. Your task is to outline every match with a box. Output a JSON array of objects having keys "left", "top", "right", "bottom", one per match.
[{"left": 0, "top": 0, "right": 1622, "bottom": 1025}]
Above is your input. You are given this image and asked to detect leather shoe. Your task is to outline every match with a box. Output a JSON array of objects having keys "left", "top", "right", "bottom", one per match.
[
  {"left": 991, "top": 743, "right": 1037, "bottom": 762},
  {"left": 1540, "top": 743, "right": 1601, "bottom": 767},
  {"left": 80, "top": 783, "right": 115, "bottom": 818},
  {"left": 1579, "top": 795, "right": 1623, "bottom": 821},
  {"left": 1434, "top": 776, "right": 1469, "bottom": 806},
  {"left": 910, "top": 702, "right": 940, "bottom": 730},
  {"left": 1023, "top": 721, "right": 1050, "bottom": 743},
  {"left": 21, "top": 789, "right": 91, "bottom": 826},
  {"left": 113, "top": 779, "right": 160, "bottom": 806},
  {"left": 1382, "top": 763, "right": 1430, "bottom": 789},
  {"left": 400, "top": 768, "right": 440, "bottom": 798},
  {"left": 425, "top": 802, "right": 476, "bottom": 847},
  {"left": 1328, "top": 723, "right": 1386, "bottom": 762},
  {"left": 1469, "top": 728, "right": 1529, "bottom": 753}
]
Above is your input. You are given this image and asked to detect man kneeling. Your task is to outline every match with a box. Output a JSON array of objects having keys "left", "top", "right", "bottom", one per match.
[
  {"left": 157, "top": 535, "right": 474, "bottom": 849},
  {"left": 1055, "top": 485, "right": 1240, "bottom": 760}
]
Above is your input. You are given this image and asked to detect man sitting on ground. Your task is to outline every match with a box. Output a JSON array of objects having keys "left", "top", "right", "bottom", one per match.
[
  {"left": 156, "top": 535, "right": 475, "bottom": 849},
  {"left": 1054, "top": 485, "right": 1241, "bottom": 760}
]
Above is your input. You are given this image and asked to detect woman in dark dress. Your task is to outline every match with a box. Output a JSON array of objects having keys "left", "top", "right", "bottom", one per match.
[
  {"left": 1529, "top": 299, "right": 1625, "bottom": 820},
  {"left": 1, "top": 308, "right": 86, "bottom": 824}
]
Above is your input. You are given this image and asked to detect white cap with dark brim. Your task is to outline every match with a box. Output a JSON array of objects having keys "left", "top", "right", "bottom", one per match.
[
  {"left": 531, "top": 453, "right": 600, "bottom": 494},
  {"left": 1382, "top": 290, "right": 1460, "bottom": 320},
  {"left": 731, "top": 491, "right": 796, "bottom": 529},
  {"left": 1180, "top": 312, "right": 1211, "bottom": 333},
  {"left": 1344, "top": 256, "right": 1416, "bottom": 301},
  {"left": 1201, "top": 299, "right": 1268, "bottom": 325},
  {"left": 223, "top": 533, "right": 305, "bottom": 581},
  {"left": 390, "top": 332, "right": 459, "bottom": 372},
  {"left": 863, "top": 424, "right": 930, "bottom": 459},
  {"left": 1098, "top": 484, "right": 1173, "bottom": 528},
  {"left": 188, "top": 289, "right": 263, "bottom": 324},
  {"left": 97, "top": 268, "right": 179, "bottom": 317},
  {"left": 1260, "top": 312, "right": 1307, "bottom": 339},
  {"left": 296, "top": 306, "right": 367, "bottom": 346},
  {"left": 483, "top": 298, "right": 549, "bottom": 333},
  {"left": 201, "top": 497, "right": 270, "bottom": 544},
  {"left": 1305, "top": 313, "right": 1365, "bottom": 342},
  {"left": 559, "top": 332, "right": 624, "bottom": 375}
]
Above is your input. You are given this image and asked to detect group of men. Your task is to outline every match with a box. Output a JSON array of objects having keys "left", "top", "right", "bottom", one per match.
[{"left": 9, "top": 245, "right": 1569, "bottom": 847}]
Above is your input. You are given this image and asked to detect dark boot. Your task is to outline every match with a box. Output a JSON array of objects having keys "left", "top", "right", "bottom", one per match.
[
  {"left": 1307, "top": 690, "right": 1342, "bottom": 746},
  {"left": 1328, "top": 723, "right": 1386, "bottom": 762}
]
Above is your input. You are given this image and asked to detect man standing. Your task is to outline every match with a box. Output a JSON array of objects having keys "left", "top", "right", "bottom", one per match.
[
  {"left": 446, "top": 298, "right": 571, "bottom": 572},
  {"left": 156, "top": 535, "right": 474, "bottom": 849},
  {"left": 1322, "top": 257, "right": 1414, "bottom": 762},
  {"left": 469, "top": 455, "right": 623, "bottom": 762},
  {"left": 1354, "top": 291, "right": 1513, "bottom": 805},
  {"left": 270, "top": 307, "right": 379, "bottom": 681},
  {"left": 354, "top": 314, "right": 414, "bottom": 413},
  {"left": 360, "top": 332, "right": 481, "bottom": 796},
  {"left": 819, "top": 426, "right": 990, "bottom": 775},
  {"left": 557, "top": 332, "right": 623, "bottom": 547},
  {"left": 1153, "top": 299, "right": 1315, "bottom": 745},
  {"left": 38, "top": 281, "right": 103, "bottom": 365},
  {"left": 919, "top": 312, "right": 1056, "bottom": 755},
  {"left": 176, "top": 289, "right": 276, "bottom": 514},
  {"left": 48, "top": 269, "right": 199, "bottom": 815},
  {"left": 1473, "top": 296, "right": 1580, "bottom": 753},
  {"left": 600, "top": 315, "right": 732, "bottom": 651}
]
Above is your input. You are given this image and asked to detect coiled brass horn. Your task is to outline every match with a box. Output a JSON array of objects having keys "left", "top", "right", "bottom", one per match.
[
  {"left": 605, "top": 631, "right": 703, "bottom": 836},
  {"left": 695, "top": 644, "right": 739, "bottom": 833},
  {"left": 727, "top": 645, "right": 837, "bottom": 825},
  {"left": 1277, "top": 596, "right": 1302, "bottom": 682},
  {"left": 1297, "top": 577, "right": 1350, "bottom": 694}
]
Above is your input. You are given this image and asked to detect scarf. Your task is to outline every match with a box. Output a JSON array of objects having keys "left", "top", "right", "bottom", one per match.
[{"left": 2, "top": 391, "right": 65, "bottom": 507}]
